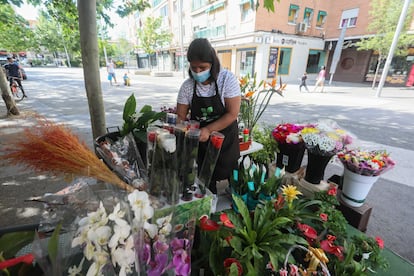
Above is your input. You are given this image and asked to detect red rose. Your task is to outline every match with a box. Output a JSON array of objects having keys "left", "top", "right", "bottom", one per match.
[{"left": 210, "top": 134, "right": 224, "bottom": 149}]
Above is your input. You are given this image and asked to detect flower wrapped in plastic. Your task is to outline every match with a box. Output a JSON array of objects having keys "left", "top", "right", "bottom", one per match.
[
  {"left": 337, "top": 148, "right": 396, "bottom": 176},
  {"left": 300, "top": 120, "right": 354, "bottom": 156}
]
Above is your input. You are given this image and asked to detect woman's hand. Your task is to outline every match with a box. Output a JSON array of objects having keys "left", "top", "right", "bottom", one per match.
[{"left": 199, "top": 127, "right": 211, "bottom": 142}]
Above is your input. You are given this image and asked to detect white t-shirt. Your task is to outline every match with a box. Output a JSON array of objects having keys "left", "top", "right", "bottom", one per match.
[
  {"left": 107, "top": 61, "right": 115, "bottom": 73},
  {"left": 177, "top": 69, "right": 241, "bottom": 106}
]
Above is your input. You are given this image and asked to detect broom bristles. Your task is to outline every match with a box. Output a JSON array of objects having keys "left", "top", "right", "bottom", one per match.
[{"left": 3, "top": 117, "right": 134, "bottom": 192}]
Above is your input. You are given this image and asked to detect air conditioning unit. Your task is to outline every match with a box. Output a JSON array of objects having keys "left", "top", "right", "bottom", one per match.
[{"left": 296, "top": 22, "right": 307, "bottom": 33}]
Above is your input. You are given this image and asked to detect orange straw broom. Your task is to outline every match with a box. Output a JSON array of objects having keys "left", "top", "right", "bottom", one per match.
[{"left": 2, "top": 117, "right": 134, "bottom": 192}]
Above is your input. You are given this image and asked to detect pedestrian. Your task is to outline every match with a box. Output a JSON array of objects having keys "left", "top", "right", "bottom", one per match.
[
  {"left": 123, "top": 72, "right": 130, "bottom": 86},
  {"left": 106, "top": 58, "right": 117, "bottom": 85},
  {"left": 299, "top": 72, "right": 310, "bottom": 92},
  {"left": 176, "top": 38, "right": 241, "bottom": 194},
  {"left": 313, "top": 65, "right": 326, "bottom": 92}
]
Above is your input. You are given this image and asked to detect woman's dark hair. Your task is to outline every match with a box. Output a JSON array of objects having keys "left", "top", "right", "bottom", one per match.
[{"left": 187, "top": 38, "right": 221, "bottom": 81}]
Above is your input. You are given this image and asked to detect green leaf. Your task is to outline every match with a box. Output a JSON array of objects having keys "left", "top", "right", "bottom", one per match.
[
  {"left": 47, "top": 223, "right": 62, "bottom": 268},
  {"left": 123, "top": 94, "right": 136, "bottom": 122},
  {"left": 232, "top": 194, "right": 252, "bottom": 233},
  {"left": 0, "top": 231, "right": 35, "bottom": 259}
]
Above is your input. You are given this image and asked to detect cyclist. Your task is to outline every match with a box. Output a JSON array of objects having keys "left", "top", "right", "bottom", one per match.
[{"left": 3, "top": 55, "right": 27, "bottom": 98}]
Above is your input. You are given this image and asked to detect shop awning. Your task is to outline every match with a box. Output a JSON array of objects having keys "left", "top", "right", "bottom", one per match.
[
  {"left": 205, "top": 2, "right": 225, "bottom": 13},
  {"left": 318, "top": 10, "right": 327, "bottom": 17},
  {"left": 289, "top": 4, "right": 299, "bottom": 10}
]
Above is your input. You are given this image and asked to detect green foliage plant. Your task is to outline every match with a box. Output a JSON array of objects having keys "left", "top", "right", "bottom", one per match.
[{"left": 120, "top": 94, "right": 165, "bottom": 143}]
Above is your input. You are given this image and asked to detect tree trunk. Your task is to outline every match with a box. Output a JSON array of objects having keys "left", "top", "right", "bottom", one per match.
[
  {"left": 77, "top": 0, "right": 106, "bottom": 140},
  {"left": 0, "top": 68, "right": 19, "bottom": 116},
  {"left": 372, "top": 55, "right": 383, "bottom": 90}
]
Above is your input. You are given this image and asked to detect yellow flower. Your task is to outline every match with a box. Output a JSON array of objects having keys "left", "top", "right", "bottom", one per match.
[
  {"left": 304, "top": 246, "right": 329, "bottom": 272},
  {"left": 300, "top": 127, "right": 320, "bottom": 134},
  {"left": 281, "top": 185, "right": 302, "bottom": 203}
]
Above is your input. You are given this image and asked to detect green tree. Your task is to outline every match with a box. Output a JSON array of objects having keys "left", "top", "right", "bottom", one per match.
[
  {"left": 137, "top": 16, "right": 172, "bottom": 70},
  {"left": 356, "top": 0, "right": 414, "bottom": 88}
]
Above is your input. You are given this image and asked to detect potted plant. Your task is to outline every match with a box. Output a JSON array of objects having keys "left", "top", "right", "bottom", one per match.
[
  {"left": 238, "top": 74, "right": 285, "bottom": 140},
  {"left": 120, "top": 93, "right": 166, "bottom": 164}
]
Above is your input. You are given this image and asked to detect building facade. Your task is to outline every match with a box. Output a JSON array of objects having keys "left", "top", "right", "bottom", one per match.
[{"left": 133, "top": 0, "right": 414, "bottom": 85}]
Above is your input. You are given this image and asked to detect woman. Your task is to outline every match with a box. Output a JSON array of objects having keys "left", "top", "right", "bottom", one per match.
[
  {"left": 176, "top": 38, "right": 241, "bottom": 194},
  {"left": 313, "top": 66, "right": 326, "bottom": 92}
]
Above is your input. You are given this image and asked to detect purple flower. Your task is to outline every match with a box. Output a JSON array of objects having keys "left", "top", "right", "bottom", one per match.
[
  {"left": 148, "top": 253, "right": 169, "bottom": 276},
  {"left": 139, "top": 243, "right": 151, "bottom": 265},
  {"left": 153, "top": 240, "right": 169, "bottom": 254},
  {"left": 172, "top": 248, "right": 191, "bottom": 276}
]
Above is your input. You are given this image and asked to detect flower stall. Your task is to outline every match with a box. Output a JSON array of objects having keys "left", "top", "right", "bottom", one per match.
[{"left": 0, "top": 94, "right": 411, "bottom": 276}]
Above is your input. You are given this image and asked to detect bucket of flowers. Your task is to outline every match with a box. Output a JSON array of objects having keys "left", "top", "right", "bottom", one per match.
[
  {"left": 337, "top": 148, "right": 396, "bottom": 207},
  {"left": 272, "top": 123, "right": 306, "bottom": 173},
  {"left": 300, "top": 120, "right": 354, "bottom": 185}
]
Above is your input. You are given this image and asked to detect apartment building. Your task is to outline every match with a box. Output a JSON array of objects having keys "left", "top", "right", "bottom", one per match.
[{"left": 133, "top": 0, "right": 414, "bottom": 85}]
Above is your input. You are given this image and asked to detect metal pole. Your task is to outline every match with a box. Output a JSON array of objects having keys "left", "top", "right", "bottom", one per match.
[
  {"left": 375, "top": 0, "right": 412, "bottom": 98},
  {"left": 178, "top": 0, "right": 186, "bottom": 79}
]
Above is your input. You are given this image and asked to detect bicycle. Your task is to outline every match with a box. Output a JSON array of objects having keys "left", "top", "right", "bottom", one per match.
[{"left": 8, "top": 76, "right": 25, "bottom": 102}]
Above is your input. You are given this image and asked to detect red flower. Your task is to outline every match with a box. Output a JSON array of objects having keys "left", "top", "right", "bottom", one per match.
[
  {"left": 297, "top": 222, "right": 317, "bottom": 240},
  {"left": 375, "top": 236, "right": 384, "bottom": 249},
  {"left": 220, "top": 213, "right": 235, "bottom": 228},
  {"left": 319, "top": 213, "right": 328, "bottom": 221},
  {"left": 320, "top": 235, "right": 344, "bottom": 260},
  {"left": 273, "top": 194, "right": 285, "bottom": 211},
  {"left": 148, "top": 131, "right": 157, "bottom": 143},
  {"left": 223, "top": 258, "right": 243, "bottom": 276},
  {"left": 199, "top": 215, "right": 220, "bottom": 231},
  {"left": 327, "top": 185, "right": 337, "bottom": 196},
  {"left": 210, "top": 134, "right": 224, "bottom": 149}
]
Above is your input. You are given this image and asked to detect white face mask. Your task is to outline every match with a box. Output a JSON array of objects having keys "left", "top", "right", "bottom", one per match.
[{"left": 191, "top": 69, "right": 211, "bottom": 83}]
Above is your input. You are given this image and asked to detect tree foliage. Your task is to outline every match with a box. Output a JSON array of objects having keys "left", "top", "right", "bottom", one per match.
[
  {"left": 0, "top": 4, "right": 36, "bottom": 51},
  {"left": 137, "top": 16, "right": 172, "bottom": 55},
  {"left": 356, "top": 0, "right": 414, "bottom": 57}
]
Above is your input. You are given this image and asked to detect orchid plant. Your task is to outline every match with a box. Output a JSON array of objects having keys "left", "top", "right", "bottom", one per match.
[{"left": 70, "top": 190, "right": 191, "bottom": 276}]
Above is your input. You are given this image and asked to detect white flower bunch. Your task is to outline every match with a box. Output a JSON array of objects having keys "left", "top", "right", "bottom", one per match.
[{"left": 70, "top": 190, "right": 172, "bottom": 276}]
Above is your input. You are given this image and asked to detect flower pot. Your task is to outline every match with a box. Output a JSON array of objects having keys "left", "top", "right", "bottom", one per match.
[
  {"left": 304, "top": 152, "right": 334, "bottom": 184},
  {"left": 341, "top": 168, "right": 379, "bottom": 207},
  {"left": 276, "top": 143, "right": 305, "bottom": 173}
]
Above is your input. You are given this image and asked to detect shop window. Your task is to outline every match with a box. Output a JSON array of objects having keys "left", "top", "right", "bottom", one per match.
[
  {"left": 236, "top": 48, "right": 256, "bottom": 77},
  {"left": 278, "top": 48, "right": 292, "bottom": 75},
  {"left": 304, "top": 7, "right": 313, "bottom": 26},
  {"left": 316, "top": 10, "right": 327, "bottom": 28},
  {"left": 288, "top": 4, "right": 299, "bottom": 24},
  {"left": 240, "top": 0, "right": 254, "bottom": 22},
  {"left": 306, "top": 49, "right": 326, "bottom": 74}
]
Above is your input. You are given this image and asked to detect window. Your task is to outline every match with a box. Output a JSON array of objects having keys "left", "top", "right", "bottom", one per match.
[
  {"left": 278, "top": 48, "right": 292, "bottom": 75},
  {"left": 306, "top": 49, "right": 326, "bottom": 74},
  {"left": 340, "top": 8, "right": 359, "bottom": 28},
  {"left": 316, "top": 11, "right": 327, "bottom": 27},
  {"left": 288, "top": 4, "right": 299, "bottom": 24},
  {"left": 304, "top": 7, "right": 313, "bottom": 26},
  {"left": 192, "top": 0, "right": 207, "bottom": 11},
  {"left": 240, "top": 0, "right": 254, "bottom": 22},
  {"left": 236, "top": 48, "right": 256, "bottom": 77}
]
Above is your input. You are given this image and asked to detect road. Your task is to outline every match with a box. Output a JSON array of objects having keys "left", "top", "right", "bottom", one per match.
[{"left": 1, "top": 67, "right": 414, "bottom": 263}]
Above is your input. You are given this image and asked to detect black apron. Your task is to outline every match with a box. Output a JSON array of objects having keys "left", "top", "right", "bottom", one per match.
[{"left": 191, "top": 80, "right": 240, "bottom": 185}]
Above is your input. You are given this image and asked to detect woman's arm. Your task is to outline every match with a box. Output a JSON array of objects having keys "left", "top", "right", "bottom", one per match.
[
  {"left": 176, "top": 103, "right": 190, "bottom": 122},
  {"left": 199, "top": 96, "right": 241, "bottom": 142}
]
